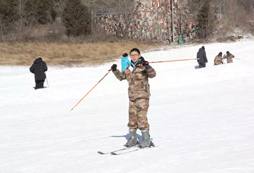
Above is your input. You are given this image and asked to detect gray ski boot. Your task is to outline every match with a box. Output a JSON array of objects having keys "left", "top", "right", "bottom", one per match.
[
  {"left": 139, "top": 130, "right": 154, "bottom": 148},
  {"left": 124, "top": 129, "right": 139, "bottom": 147}
]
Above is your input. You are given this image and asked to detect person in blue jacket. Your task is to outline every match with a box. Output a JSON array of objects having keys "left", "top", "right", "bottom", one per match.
[{"left": 121, "top": 53, "right": 130, "bottom": 72}]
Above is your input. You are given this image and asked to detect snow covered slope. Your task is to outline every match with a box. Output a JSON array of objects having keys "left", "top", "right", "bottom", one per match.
[{"left": 1, "top": 41, "right": 254, "bottom": 173}]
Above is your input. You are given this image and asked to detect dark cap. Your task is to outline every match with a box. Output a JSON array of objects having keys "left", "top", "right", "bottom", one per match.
[
  {"left": 130, "top": 48, "right": 140, "bottom": 54},
  {"left": 122, "top": 53, "right": 128, "bottom": 57}
]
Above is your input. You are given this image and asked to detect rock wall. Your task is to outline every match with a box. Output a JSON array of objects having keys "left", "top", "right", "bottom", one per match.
[{"left": 93, "top": 0, "right": 196, "bottom": 43}]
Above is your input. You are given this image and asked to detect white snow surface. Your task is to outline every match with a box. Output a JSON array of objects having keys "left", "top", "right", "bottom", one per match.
[{"left": 1, "top": 41, "right": 254, "bottom": 173}]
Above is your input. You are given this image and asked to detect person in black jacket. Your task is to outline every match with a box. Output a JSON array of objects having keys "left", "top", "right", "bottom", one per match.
[
  {"left": 197, "top": 46, "right": 208, "bottom": 68},
  {"left": 29, "top": 57, "right": 48, "bottom": 89}
]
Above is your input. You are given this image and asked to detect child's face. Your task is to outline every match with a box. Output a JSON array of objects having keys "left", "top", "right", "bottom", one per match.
[{"left": 130, "top": 51, "right": 141, "bottom": 63}]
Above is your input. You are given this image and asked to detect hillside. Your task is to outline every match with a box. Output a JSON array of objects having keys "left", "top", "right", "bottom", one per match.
[{"left": 1, "top": 40, "right": 254, "bottom": 173}]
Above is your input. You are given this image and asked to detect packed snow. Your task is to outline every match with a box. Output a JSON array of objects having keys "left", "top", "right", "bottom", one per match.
[{"left": 1, "top": 41, "right": 254, "bottom": 173}]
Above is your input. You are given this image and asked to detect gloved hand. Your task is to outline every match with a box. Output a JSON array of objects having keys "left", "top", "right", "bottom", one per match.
[
  {"left": 111, "top": 64, "right": 117, "bottom": 71},
  {"left": 142, "top": 61, "right": 149, "bottom": 67},
  {"left": 138, "top": 60, "right": 150, "bottom": 68}
]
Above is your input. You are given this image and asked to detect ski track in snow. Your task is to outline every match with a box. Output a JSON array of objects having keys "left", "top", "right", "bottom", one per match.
[{"left": 1, "top": 41, "right": 254, "bottom": 173}]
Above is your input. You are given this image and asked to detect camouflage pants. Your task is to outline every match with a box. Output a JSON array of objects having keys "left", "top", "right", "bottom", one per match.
[{"left": 128, "top": 98, "right": 150, "bottom": 130}]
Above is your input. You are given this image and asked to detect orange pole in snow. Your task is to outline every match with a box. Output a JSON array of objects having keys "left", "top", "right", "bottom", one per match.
[
  {"left": 70, "top": 58, "right": 198, "bottom": 112},
  {"left": 149, "top": 58, "right": 198, "bottom": 64},
  {"left": 70, "top": 69, "right": 112, "bottom": 112}
]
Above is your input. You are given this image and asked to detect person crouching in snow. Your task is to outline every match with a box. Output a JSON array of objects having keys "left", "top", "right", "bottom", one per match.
[
  {"left": 214, "top": 52, "right": 223, "bottom": 65},
  {"left": 111, "top": 48, "right": 156, "bottom": 148},
  {"left": 121, "top": 53, "right": 130, "bottom": 72},
  {"left": 223, "top": 51, "right": 235, "bottom": 63}
]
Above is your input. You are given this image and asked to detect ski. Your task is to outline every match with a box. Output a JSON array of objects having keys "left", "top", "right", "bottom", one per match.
[
  {"left": 110, "top": 146, "right": 157, "bottom": 155},
  {"left": 110, "top": 147, "right": 140, "bottom": 155},
  {"left": 98, "top": 146, "right": 137, "bottom": 155},
  {"left": 98, "top": 141, "right": 156, "bottom": 155}
]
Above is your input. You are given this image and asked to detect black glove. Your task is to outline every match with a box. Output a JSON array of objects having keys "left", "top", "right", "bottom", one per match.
[
  {"left": 136, "top": 58, "right": 150, "bottom": 68},
  {"left": 111, "top": 64, "right": 117, "bottom": 71},
  {"left": 142, "top": 61, "right": 149, "bottom": 67}
]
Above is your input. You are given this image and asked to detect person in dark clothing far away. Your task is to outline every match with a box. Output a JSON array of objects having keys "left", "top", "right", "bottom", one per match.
[
  {"left": 29, "top": 57, "right": 48, "bottom": 89},
  {"left": 197, "top": 46, "right": 208, "bottom": 68}
]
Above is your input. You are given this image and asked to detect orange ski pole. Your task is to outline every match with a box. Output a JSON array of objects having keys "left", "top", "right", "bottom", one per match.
[
  {"left": 149, "top": 58, "right": 198, "bottom": 64},
  {"left": 70, "top": 69, "right": 112, "bottom": 112}
]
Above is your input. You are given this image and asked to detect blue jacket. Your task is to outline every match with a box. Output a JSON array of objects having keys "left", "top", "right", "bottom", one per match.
[{"left": 121, "top": 57, "right": 130, "bottom": 72}]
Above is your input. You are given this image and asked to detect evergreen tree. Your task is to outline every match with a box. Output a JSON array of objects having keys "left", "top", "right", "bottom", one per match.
[
  {"left": 62, "top": 0, "right": 91, "bottom": 36},
  {"left": 197, "top": 1, "right": 209, "bottom": 38},
  {"left": 0, "top": 0, "right": 19, "bottom": 34},
  {"left": 23, "top": 0, "right": 56, "bottom": 26},
  {"left": 196, "top": 0, "right": 217, "bottom": 38},
  {"left": 37, "top": 0, "right": 55, "bottom": 24}
]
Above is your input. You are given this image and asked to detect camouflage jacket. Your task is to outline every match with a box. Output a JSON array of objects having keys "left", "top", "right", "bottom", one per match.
[
  {"left": 214, "top": 55, "right": 223, "bottom": 65},
  {"left": 113, "top": 65, "right": 156, "bottom": 101},
  {"left": 223, "top": 54, "right": 235, "bottom": 63}
]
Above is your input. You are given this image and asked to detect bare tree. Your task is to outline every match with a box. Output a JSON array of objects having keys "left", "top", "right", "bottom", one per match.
[{"left": 216, "top": 0, "right": 254, "bottom": 33}]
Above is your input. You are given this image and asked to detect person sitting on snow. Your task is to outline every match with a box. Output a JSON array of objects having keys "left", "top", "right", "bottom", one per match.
[{"left": 111, "top": 48, "right": 156, "bottom": 148}]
